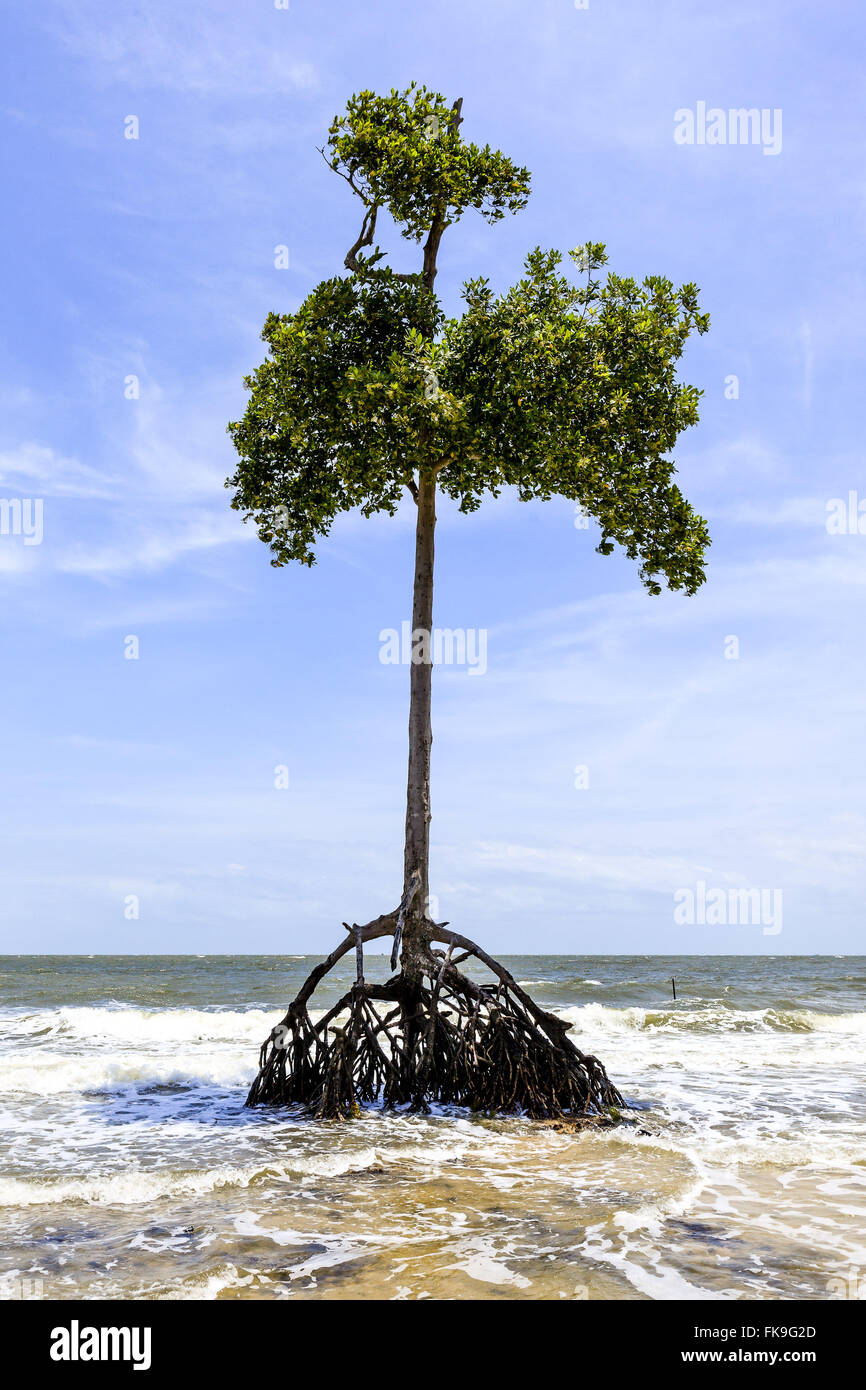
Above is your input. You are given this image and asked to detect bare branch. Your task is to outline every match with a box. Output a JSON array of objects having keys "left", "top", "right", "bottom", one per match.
[
  {"left": 391, "top": 868, "right": 421, "bottom": 971},
  {"left": 317, "top": 145, "right": 365, "bottom": 199},
  {"left": 344, "top": 201, "right": 381, "bottom": 274}
]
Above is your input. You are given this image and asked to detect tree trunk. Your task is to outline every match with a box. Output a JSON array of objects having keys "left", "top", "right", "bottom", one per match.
[
  {"left": 401, "top": 471, "right": 436, "bottom": 978},
  {"left": 397, "top": 112, "right": 457, "bottom": 969}
]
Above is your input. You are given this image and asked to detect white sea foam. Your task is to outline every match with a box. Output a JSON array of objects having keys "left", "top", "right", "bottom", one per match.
[
  {"left": 0, "top": 1124, "right": 507, "bottom": 1207},
  {"left": 12, "top": 1005, "right": 279, "bottom": 1045},
  {"left": 0, "top": 1165, "right": 261, "bottom": 1208},
  {"left": 559, "top": 1001, "right": 866, "bottom": 1036},
  {"left": 0, "top": 1051, "right": 257, "bottom": 1096}
]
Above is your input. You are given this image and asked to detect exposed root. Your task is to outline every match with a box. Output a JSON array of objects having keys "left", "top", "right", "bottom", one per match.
[{"left": 246, "top": 912, "right": 624, "bottom": 1121}]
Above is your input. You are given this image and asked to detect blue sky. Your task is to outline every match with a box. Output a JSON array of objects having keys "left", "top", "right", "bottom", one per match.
[{"left": 1, "top": 0, "right": 864, "bottom": 955}]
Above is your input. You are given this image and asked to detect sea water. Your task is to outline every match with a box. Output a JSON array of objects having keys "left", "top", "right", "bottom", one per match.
[{"left": 0, "top": 954, "right": 864, "bottom": 1301}]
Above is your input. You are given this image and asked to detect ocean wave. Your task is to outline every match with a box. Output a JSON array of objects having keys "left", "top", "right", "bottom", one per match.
[
  {"left": 559, "top": 1002, "right": 866, "bottom": 1037},
  {"left": 9, "top": 999, "right": 865, "bottom": 1048},
  {"left": 517, "top": 977, "right": 606, "bottom": 990},
  {"left": 579, "top": 1111, "right": 866, "bottom": 1171},
  {"left": 0, "top": 1053, "right": 256, "bottom": 1097},
  {"left": 64, "top": 1005, "right": 275, "bottom": 1043},
  {"left": 0, "top": 1130, "right": 493, "bottom": 1208},
  {"left": 1, "top": 1000, "right": 865, "bottom": 1102},
  {"left": 0, "top": 1154, "right": 372, "bottom": 1209},
  {"left": 0, "top": 1163, "right": 273, "bottom": 1208}
]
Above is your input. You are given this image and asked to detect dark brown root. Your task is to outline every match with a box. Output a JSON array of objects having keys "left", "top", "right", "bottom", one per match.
[{"left": 246, "top": 913, "right": 625, "bottom": 1121}]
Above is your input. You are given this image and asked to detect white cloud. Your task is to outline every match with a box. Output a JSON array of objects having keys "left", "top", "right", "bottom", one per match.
[
  {"left": 707, "top": 496, "right": 827, "bottom": 527},
  {"left": 468, "top": 840, "right": 726, "bottom": 894},
  {"left": 49, "top": 1, "right": 318, "bottom": 95},
  {"left": 56, "top": 508, "right": 251, "bottom": 578},
  {"left": 57, "top": 734, "right": 177, "bottom": 756},
  {"left": 0, "top": 442, "right": 119, "bottom": 500}
]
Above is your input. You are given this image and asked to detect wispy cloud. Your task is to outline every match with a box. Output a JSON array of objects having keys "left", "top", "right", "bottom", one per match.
[
  {"left": 0, "top": 442, "right": 119, "bottom": 500},
  {"left": 48, "top": 1, "right": 319, "bottom": 95},
  {"left": 55, "top": 508, "right": 251, "bottom": 578}
]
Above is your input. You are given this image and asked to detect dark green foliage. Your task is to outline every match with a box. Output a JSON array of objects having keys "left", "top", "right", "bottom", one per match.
[
  {"left": 325, "top": 82, "right": 531, "bottom": 242},
  {"left": 227, "top": 84, "right": 709, "bottom": 594}
]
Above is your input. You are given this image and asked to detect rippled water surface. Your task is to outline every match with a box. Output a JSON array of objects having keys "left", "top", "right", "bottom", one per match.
[{"left": 1, "top": 954, "right": 864, "bottom": 1300}]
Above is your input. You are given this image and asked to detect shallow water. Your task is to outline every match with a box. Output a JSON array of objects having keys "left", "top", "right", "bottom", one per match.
[{"left": 1, "top": 954, "right": 864, "bottom": 1300}]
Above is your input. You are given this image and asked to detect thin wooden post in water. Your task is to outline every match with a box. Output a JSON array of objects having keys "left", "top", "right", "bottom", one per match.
[
  {"left": 671, "top": 976, "right": 677, "bottom": 1000},
  {"left": 343, "top": 921, "right": 365, "bottom": 986}
]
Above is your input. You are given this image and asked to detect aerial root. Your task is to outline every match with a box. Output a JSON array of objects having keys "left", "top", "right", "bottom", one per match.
[{"left": 246, "top": 916, "right": 624, "bottom": 1121}]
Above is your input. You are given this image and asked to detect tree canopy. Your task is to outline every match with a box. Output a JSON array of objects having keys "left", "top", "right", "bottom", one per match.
[{"left": 227, "top": 83, "right": 710, "bottom": 596}]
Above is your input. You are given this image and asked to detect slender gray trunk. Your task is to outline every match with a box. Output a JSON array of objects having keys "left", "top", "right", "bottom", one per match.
[
  {"left": 401, "top": 472, "right": 436, "bottom": 968},
  {"left": 398, "top": 104, "right": 463, "bottom": 972}
]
